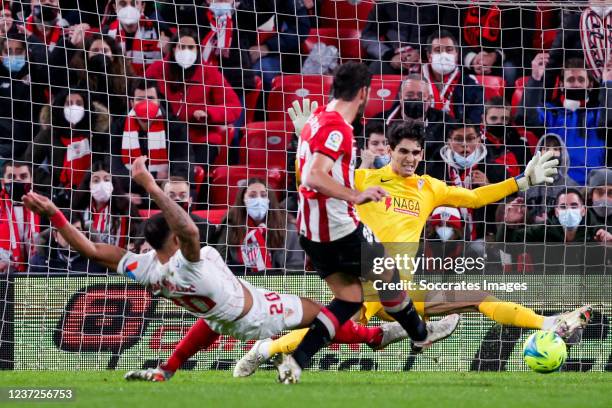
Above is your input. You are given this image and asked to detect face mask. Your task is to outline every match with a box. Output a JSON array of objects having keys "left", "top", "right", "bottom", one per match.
[
  {"left": 117, "top": 5, "right": 140, "bottom": 26},
  {"left": 2, "top": 55, "right": 26, "bottom": 73},
  {"left": 64, "top": 104, "right": 85, "bottom": 125},
  {"left": 486, "top": 124, "right": 506, "bottom": 139},
  {"left": 403, "top": 100, "right": 424, "bottom": 120},
  {"left": 34, "top": 4, "right": 59, "bottom": 23},
  {"left": 5, "top": 181, "right": 30, "bottom": 203},
  {"left": 91, "top": 181, "right": 113, "bottom": 204},
  {"left": 453, "top": 150, "right": 480, "bottom": 169},
  {"left": 431, "top": 52, "right": 456, "bottom": 75},
  {"left": 373, "top": 154, "right": 391, "bottom": 169},
  {"left": 175, "top": 49, "right": 197, "bottom": 69},
  {"left": 246, "top": 197, "right": 269, "bottom": 221},
  {"left": 592, "top": 199, "right": 612, "bottom": 218},
  {"left": 209, "top": 2, "right": 234, "bottom": 18},
  {"left": 88, "top": 54, "right": 112, "bottom": 73},
  {"left": 435, "top": 226, "right": 454, "bottom": 241},
  {"left": 557, "top": 208, "right": 583, "bottom": 229},
  {"left": 563, "top": 88, "right": 588, "bottom": 111},
  {"left": 175, "top": 200, "right": 190, "bottom": 212}
]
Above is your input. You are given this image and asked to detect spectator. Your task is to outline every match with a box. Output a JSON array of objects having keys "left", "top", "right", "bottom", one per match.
[
  {"left": 24, "top": 0, "right": 70, "bottom": 51},
  {"left": 424, "top": 206, "right": 466, "bottom": 269},
  {"left": 29, "top": 210, "right": 106, "bottom": 274},
  {"left": 359, "top": 119, "right": 389, "bottom": 170},
  {"left": 26, "top": 90, "right": 110, "bottom": 205},
  {"left": 104, "top": 0, "right": 164, "bottom": 76},
  {"left": 482, "top": 96, "right": 530, "bottom": 178},
  {"left": 161, "top": 176, "right": 218, "bottom": 245},
  {"left": 69, "top": 33, "right": 134, "bottom": 117},
  {"left": 587, "top": 168, "right": 612, "bottom": 228},
  {"left": 361, "top": 1, "right": 437, "bottom": 75},
  {"left": 422, "top": 30, "right": 484, "bottom": 124},
  {"left": 0, "top": 161, "right": 39, "bottom": 273},
  {"left": 145, "top": 28, "right": 241, "bottom": 166},
  {"left": 0, "top": 5, "right": 16, "bottom": 36},
  {"left": 524, "top": 133, "right": 578, "bottom": 224},
  {"left": 214, "top": 178, "right": 304, "bottom": 272},
  {"left": 520, "top": 55, "right": 609, "bottom": 185},
  {"left": 73, "top": 160, "right": 141, "bottom": 249},
  {"left": 110, "top": 79, "right": 190, "bottom": 192},
  {"left": 502, "top": 188, "right": 612, "bottom": 244}
]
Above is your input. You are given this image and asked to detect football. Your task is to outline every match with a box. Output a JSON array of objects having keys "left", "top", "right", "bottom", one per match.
[{"left": 523, "top": 331, "right": 568, "bottom": 373}]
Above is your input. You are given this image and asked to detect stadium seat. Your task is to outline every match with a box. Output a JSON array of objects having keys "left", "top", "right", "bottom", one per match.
[
  {"left": 137, "top": 209, "right": 227, "bottom": 224},
  {"left": 267, "top": 78, "right": 329, "bottom": 121},
  {"left": 245, "top": 75, "right": 262, "bottom": 124},
  {"left": 511, "top": 76, "right": 530, "bottom": 118},
  {"left": 271, "top": 74, "right": 333, "bottom": 93},
  {"left": 239, "top": 121, "right": 294, "bottom": 171},
  {"left": 364, "top": 75, "right": 404, "bottom": 120},
  {"left": 475, "top": 75, "right": 506, "bottom": 101},
  {"left": 209, "top": 166, "right": 285, "bottom": 207},
  {"left": 319, "top": 0, "right": 374, "bottom": 31},
  {"left": 302, "top": 28, "right": 363, "bottom": 60},
  {"left": 193, "top": 165, "right": 206, "bottom": 202}
]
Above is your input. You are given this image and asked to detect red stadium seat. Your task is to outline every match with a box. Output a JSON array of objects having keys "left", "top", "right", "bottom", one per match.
[
  {"left": 511, "top": 76, "right": 529, "bottom": 119},
  {"left": 245, "top": 75, "right": 263, "bottom": 124},
  {"left": 475, "top": 75, "right": 506, "bottom": 101},
  {"left": 271, "top": 75, "right": 333, "bottom": 92},
  {"left": 267, "top": 78, "right": 329, "bottom": 122},
  {"left": 364, "top": 75, "right": 403, "bottom": 120},
  {"left": 209, "top": 166, "right": 285, "bottom": 207},
  {"left": 138, "top": 209, "right": 160, "bottom": 218},
  {"left": 193, "top": 165, "right": 206, "bottom": 203},
  {"left": 239, "top": 121, "right": 294, "bottom": 171},
  {"left": 192, "top": 209, "right": 227, "bottom": 224},
  {"left": 319, "top": 0, "right": 374, "bottom": 31},
  {"left": 302, "top": 28, "right": 363, "bottom": 60}
]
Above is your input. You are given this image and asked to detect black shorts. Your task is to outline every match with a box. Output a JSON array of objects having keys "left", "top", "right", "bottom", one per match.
[{"left": 299, "top": 223, "right": 385, "bottom": 279}]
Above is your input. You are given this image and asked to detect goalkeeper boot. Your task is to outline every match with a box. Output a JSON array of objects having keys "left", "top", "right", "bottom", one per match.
[
  {"left": 276, "top": 354, "right": 302, "bottom": 385},
  {"left": 551, "top": 305, "right": 592, "bottom": 341},
  {"left": 124, "top": 367, "right": 173, "bottom": 382},
  {"left": 411, "top": 314, "right": 460, "bottom": 353},
  {"left": 369, "top": 322, "right": 408, "bottom": 351},
  {"left": 233, "top": 338, "right": 273, "bottom": 378}
]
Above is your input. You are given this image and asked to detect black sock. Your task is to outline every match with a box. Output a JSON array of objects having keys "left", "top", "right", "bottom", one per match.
[
  {"left": 292, "top": 298, "right": 362, "bottom": 368},
  {"left": 382, "top": 295, "right": 427, "bottom": 342}
]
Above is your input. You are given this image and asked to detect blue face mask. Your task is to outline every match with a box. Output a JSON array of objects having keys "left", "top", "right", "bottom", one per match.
[
  {"left": 246, "top": 197, "right": 269, "bottom": 221},
  {"left": 557, "top": 208, "right": 583, "bottom": 229},
  {"left": 373, "top": 154, "right": 391, "bottom": 169},
  {"left": 209, "top": 2, "right": 234, "bottom": 18},
  {"left": 453, "top": 150, "right": 479, "bottom": 169},
  {"left": 2, "top": 55, "right": 26, "bottom": 73}
]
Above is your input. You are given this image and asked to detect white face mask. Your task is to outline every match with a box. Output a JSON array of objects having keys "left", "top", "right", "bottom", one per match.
[
  {"left": 557, "top": 208, "right": 583, "bottom": 229},
  {"left": 117, "top": 5, "right": 140, "bottom": 26},
  {"left": 91, "top": 181, "right": 113, "bottom": 204},
  {"left": 453, "top": 150, "right": 480, "bottom": 169},
  {"left": 175, "top": 49, "right": 197, "bottom": 69},
  {"left": 431, "top": 52, "right": 457, "bottom": 75},
  {"left": 435, "top": 226, "right": 454, "bottom": 241},
  {"left": 63, "top": 104, "right": 85, "bottom": 125},
  {"left": 246, "top": 197, "right": 269, "bottom": 221},
  {"left": 563, "top": 98, "right": 581, "bottom": 112}
]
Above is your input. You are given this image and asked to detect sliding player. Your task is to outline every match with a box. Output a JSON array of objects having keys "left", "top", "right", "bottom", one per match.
[{"left": 234, "top": 117, "right": 592, "bottom": 377}]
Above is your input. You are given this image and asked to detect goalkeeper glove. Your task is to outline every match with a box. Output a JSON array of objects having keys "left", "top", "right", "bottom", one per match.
[
  {"left": 515, "top": 151, "right": 559, "bottom": 191},
  {"left": 288, "top": 98, "right": 318, "bottom": 138}
]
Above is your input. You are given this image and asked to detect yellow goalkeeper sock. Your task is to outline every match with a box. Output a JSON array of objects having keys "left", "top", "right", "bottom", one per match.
[
  {"left": 266, "top": 329, "right": 309, "bottom": 357},
  {"left": 478, "top": 296, "right": 544, "bottom": 329}
]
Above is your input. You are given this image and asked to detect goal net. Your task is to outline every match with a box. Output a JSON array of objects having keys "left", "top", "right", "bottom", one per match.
[{"left": 0, "top": 0, "right": 610, "bottom": 372}]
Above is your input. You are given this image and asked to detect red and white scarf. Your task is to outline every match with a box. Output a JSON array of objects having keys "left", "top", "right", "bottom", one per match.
[
  {"left": 201, "top": 11, "right": 233, "bottom": 65},
  {"left": 59, "top": 134, "right": 91, "bottom": 188},
  {"left": 580, "top": 7, "right": 612, "bottom": 80},
  {"left": 121, "top": 106, "right": 168, "bottom": 174},
  {"left": 237, "top": 218, "right": 272, "bottom": 272},
  {"left": 448, "top": 167, "right": 477, "bottom": 241},
  {"left": 84, "top": 201, "right": 129, "bottom": 248},
  {"left": 0, "top": 190, "right": 40, "bottom": 272},
  {"left": 107, "top": 17, "right": 162, "bottom": 75},
  {"left": 25, "top": 14, "right": 63, "bottom": 51},
  {"left": 423, "top": 64, "right": 460, "bottom": 118}
]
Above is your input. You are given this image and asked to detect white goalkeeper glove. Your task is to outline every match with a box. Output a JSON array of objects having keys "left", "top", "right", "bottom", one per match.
[
  {"left": 515, "top": 151, "right": 559, "bottom": 191},
  {"left": 288, "top": 98, "right": 318, "bottom": 138}
]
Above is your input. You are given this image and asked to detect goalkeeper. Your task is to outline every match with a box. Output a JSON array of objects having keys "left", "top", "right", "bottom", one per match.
[{"left": 233, "top": 107, "right": 592, "bottom": 377}]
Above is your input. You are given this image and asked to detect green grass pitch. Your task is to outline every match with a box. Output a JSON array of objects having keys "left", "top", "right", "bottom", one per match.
[{"left": 1, "top": 371, "right": 610, "bottom": 408}]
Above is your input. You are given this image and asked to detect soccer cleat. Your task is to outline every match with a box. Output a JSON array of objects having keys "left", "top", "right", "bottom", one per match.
[
  {"left": 369, "top": 322, "right": 408, "bottom": 351},
  {"left": 233, "top": 338, "right": 273, "bottom": 378},
  {"left": 276, "top": 354, "right": 302, "bottom": 384},
  {"left": 550, "top": 305, "right": 592, "bottom": 340},
  {"left": 412, "top": 314, "right": 460, "bottom": 352},
  {"left": 124, "top": 367, "right": 173, "bottom": 382}
]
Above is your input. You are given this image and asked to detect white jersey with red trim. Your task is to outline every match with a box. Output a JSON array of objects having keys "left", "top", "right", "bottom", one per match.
[
  {"left": 117, "top": 246, "right": 245, "bottom": 323},
  {"left": 297, "top": 106, "right": 359, "bottom": 242}
]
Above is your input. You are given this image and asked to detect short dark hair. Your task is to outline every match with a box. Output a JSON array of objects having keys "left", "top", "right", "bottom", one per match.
[
  {"left": 426, "top": 29, "right": 458, "bottom": 53},
  {"left": 556, "top": 187, "right": 585, "bottom": 205},
  {"left": 129, "top": 77, "right": 157, "bottom": 97},
  {"left": 331, "top": 61, "right": 372, "bottom": 101},
  {"left": 2, "top": 160, "right": 32, "bottom": 176},
  {"left": 484, "top": 96, "right": 507, "bottom": 114},
  {"left": 143, "top": 213, "right": 172, "bottom": 250},
  {"left": 364, "top": 119, "right": 385, "bottom": 140},
  {"left": 387, "top": 119, "right": 425, "bottom": 150},
  {"left": 446, "top": 121, "right": 479, "bottom": 139}
]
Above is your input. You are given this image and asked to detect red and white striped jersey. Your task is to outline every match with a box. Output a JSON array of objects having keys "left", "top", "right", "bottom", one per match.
[{"left": 297, "top": 106, "right": 359, "bottom": 242}]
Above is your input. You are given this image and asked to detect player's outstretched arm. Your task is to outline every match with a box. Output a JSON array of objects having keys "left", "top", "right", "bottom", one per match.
[
  {"left": 131, "top": 156, "right": 200, "bottom": 262},
  {"left": 23, "top": 192, "right": 126, "bottom": 270}
]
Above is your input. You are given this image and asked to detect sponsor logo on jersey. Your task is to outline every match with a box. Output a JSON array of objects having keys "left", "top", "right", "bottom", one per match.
[
  {"left": 125, "top": 261, "right": 138, "bottom": 281},
  {"left": 385, "top": 196, "right": 421, "bottom": 216},
  {"left": 417, "top": 179, "right": 425, "bottom": 190},
  {"left": 324, "top": 130, "right": 343, "bottom": 152}
]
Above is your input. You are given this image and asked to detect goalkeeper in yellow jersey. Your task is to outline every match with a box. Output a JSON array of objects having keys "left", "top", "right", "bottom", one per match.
[{"left": 233, "top": 112, "right": 592, "bottom": 378}]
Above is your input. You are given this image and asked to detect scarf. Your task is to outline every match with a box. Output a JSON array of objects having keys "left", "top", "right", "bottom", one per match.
[
  {"left": 236, "top": 218, "right": 272, "bottom": 272},
  {"left": 25, "top": 15, "right": 62, "bottom": 51},
  {"left": 107, "top": 17, "right": 162, "bottom": 75},
  {"left": 84, "top": 201, "right": 129, "bottom": 248},
  {"left": 580, "top": 7, "right": 612, "bottom": 80},
  {"left": 447, "top": 166, "right": 477, "bottom": 241},
  {"left": 59, "top": 134, "right": 91, "bottom": 188},
  {"left": 423, "top": 64, "right": 460, "bottom": 118},
  {"left": 201, "top": 11, "right": 233, "bottom": 65},
  {"left": 121, "top": 106, "right": 168, "bottom": 174},
  {"left": 0, "top": 190, "right": 40, "bottom": 272}
]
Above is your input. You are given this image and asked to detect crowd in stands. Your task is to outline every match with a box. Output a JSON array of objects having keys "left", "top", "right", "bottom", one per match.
[{"left": 0, "top": 0, "right": 610, "bottom": 275}]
